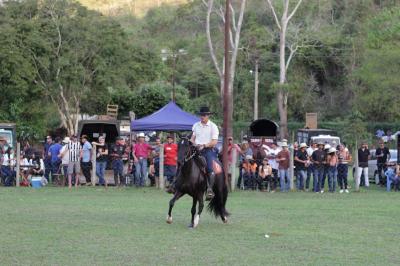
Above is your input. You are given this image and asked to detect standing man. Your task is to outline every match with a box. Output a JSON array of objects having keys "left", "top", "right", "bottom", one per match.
[
  {"left": 111, "top": 137, "right": 128, "bottom": 186},
  {"left": 80, "top": 135, "right": 92, "bottom": 185},
  {"left": 295, "top": 143, "right": 309, "bottom": 191},
  {"left": 64, "top": 135, "right": 82, "bottom": 188},
  {"left": 93, "top": 136, "right": 108, "bottom": 186},
  {"left": 276, "top": 142, "right": 290, "bottom": 192},
  {"left": 43, "top": 136, "right": 53, "bottom": 181},
  {"left": 152, "top": 137, "right": 162, "bottom": 185},
  {"left": 133, "top": 133, "right": 152, "bottom": 187},
  {"left": 164, "top": 134, "right": 178, "bottom": 186},
  {"left": 375, "top": 141, "right": 390, "bottom": 186},
  {"left": 191, "top": 106, "right": 219, "bottom": 201},
  {"left": 357, "top": 141, "right": 371, "bottom": 189},
  {"left": 48, "top": 137, "right": 62, "bottom": 182},
  {"left": 312, "top": 142, "right": 326, "bottom": 193}
]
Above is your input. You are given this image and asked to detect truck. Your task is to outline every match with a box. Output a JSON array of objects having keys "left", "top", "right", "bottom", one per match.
[
  {"left": 297, "top": 129, "right": 340, "bottom": 146},
  {"left": 0, "top": 123, "right": 17, "bottom": 150}
]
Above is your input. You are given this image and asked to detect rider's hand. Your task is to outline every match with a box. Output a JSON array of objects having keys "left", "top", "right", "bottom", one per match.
[{"left": 197, "top": 144, "right": 205, "bottom": 151}]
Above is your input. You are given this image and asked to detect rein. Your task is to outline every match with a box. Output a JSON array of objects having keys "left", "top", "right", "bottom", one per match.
[{"left": 184, "top": 146, "right": 198, "bottom": 163}]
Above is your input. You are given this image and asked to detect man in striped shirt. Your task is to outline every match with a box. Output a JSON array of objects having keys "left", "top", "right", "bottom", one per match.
[{"left": 62, "top": 135, "right": 82, "bottom": 188}]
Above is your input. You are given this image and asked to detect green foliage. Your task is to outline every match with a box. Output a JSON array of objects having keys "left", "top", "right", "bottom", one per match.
[{"left": 110, "top": 81, "right": 191, "bottom": 118}]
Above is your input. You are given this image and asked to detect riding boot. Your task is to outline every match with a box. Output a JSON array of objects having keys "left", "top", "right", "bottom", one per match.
[{"left": 206, "top": 172, "right": 215, "bottom": 201}]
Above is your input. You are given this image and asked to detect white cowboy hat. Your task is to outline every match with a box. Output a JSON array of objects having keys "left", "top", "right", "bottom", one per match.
[
  {"left": 137, "top": 132, "right": 145, "bottom": 138},
  {"left": 62, "top": 137, "right": 70, "bottom": 144},
  {"left": 281, "top": 142, "right": 288, "bottom": 147},
  {"left": 300, "top": 143, "right": 308, "bottom": 149},
  {"left": 329, "top": 147, "right": 337, "bottom": 153},
  {"left": 324, "top": 144, "right": 331, "bottom": 150}
]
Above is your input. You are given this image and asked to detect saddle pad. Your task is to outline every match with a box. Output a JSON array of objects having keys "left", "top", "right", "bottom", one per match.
[{"left": 212, "top": 160, "right": 222, "bottom": 174}]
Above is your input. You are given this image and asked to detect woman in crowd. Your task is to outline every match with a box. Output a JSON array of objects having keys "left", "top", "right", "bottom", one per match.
[
  {"left": 258, "top": 158, "right": 273, "bottom": 192},
  {"left": 327, "top": 147, "right": 338, "bottom": 193},
  {"left": 237, "top": 141, "right": 253, "bottom": 189},
  {"left": 337, "top": 144, "right": 351, "bottom": 193}
]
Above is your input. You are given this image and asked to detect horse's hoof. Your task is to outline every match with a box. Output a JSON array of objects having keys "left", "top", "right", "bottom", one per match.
[
  {"left": 166, "top": 216, "right": 173, "bottom": 224},
  {"left": 193, "top": 215, "right": 200, "bottom": 228},
  {"left": 223, "top": 216, "right": 228, "bottom": 224},
  {"left": 188, "top": 224, "right": 194, "bottom": 229}
]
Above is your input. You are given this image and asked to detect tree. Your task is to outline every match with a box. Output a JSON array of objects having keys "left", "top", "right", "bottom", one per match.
[{"left": 266, "top": 0, "right": 303, "bottom": 139}]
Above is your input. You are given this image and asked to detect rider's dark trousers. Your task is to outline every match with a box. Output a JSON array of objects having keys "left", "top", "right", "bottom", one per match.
[{"left": 201, "top": 148, "right": 218, "bottom": 174}]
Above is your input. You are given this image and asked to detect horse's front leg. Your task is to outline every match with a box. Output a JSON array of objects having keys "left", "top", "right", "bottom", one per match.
[
  {"left": 189, "top": 197, "right": 197, "bottom": 228},
  {"left": 167, "top": 192, "right": 182, "bottom": 224},
  {"left": 193, "top": 193, "right": 204, "bottom": 228}
]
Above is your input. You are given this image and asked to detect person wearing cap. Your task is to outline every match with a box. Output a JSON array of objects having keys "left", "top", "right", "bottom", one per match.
[
  {"left": 311, "top": 142, "right": 326, "bottom": 193},
  {"left": 58, "top": 137, "right": 71, "bottom": 185},
  {"left": 277, "top": 142, "right": 290, "bottom": 192},
  {"left": 132, "top": 133, "right": 152, "bottom": 187},
  {"left": 258, "top": 158, "right": 273, "bottom": 192},
  {"left": 80, "top": 135, "right": 93, "bottom": 185},
  {"left": 164, "top": 135, "right": 178, "bottom": 188},
  {"left": 337, "top": 143, "right": 351, "bottom": 193},
  {"left": 48, "top": 137, "right": 63, "bottom": 182},
  {"left": 295, "top": 143, "right": 309, "bottom": 191},
  {"left": 111, "top": 137, "right": 129, "bottom": 186},
  {"left": 43, "top": 136, "right": 53, "bottom": 181},
  {"left": 191, "top": 106, "right": 220, "bottom": 200},
  {"left": 357, "top": 141, "right": 370, "bottom": 189},
  {"left": 327, "top": 147, "right": 338, "bottom": 192},
  {"left": 242, "top": 155, "right": 257, "bottom": 190}
]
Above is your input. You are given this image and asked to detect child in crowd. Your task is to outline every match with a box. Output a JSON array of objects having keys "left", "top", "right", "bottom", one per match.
[{"left": 258, "top": 158, "right": 273, "bottom": 192}]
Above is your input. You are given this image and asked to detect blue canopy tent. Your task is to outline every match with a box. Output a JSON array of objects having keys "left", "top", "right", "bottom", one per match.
[{"left": 130, "top": 101, "right": 200, "bottom": 132}]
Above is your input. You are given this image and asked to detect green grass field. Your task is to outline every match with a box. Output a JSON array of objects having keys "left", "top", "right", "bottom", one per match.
[{"left": 0, "top": 184, "right": 399, "bottom": 265}]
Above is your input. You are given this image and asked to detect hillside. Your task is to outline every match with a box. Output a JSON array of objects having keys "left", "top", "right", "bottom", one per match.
[{"left": 78, "top": 0, "right": 188, "bottom": 17}]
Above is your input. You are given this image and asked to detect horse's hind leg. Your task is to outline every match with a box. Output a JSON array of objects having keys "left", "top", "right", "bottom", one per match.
[
  {"left": 189, "top": 197, "right": 197, "bottom": 228},
  {"left": 167, "top": 192, "right": 182, "bottom": 224}
]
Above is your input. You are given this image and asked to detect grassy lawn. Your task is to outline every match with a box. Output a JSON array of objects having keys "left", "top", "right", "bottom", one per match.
[{"left": 0, "top": 184, "right": 399, "bottom": 265}]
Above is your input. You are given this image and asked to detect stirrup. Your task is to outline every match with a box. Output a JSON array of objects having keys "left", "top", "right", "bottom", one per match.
[{"left": 206, "top": 188, "right": 215, "bottom": 200}]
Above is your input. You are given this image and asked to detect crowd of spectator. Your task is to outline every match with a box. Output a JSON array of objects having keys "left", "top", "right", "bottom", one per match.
[{"left": 1, "top": 133, "right": 399, "bottom": 192}]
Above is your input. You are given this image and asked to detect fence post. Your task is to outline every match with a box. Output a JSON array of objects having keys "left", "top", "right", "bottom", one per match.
[
  {"left": 354, "top": 140, "right": 359, "bottom": 191},
  {"left": 159, "top": 145, "right": 164, "bottom": 189},
  {"left": 16, "top": 142, "right": 20, "bottom": 187},
  {"left": 91, "top": 144, "right": 96, "bottom": 186},
  {"left": 289, "top": 144, "right": 294, "bottom": 190},
  {"left": 230, "top": 149, "right": 237, "bottom": 191}
]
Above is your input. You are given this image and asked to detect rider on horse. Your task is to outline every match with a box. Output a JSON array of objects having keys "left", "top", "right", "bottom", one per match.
[
  {"left": 167, "top": 106, "right": 219, "bottom": 201},
  {"left": 191, "top": 106, "right": 219, "bottom": 201}
]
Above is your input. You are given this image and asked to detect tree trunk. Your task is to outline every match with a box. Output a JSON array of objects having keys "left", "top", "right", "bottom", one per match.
[{"left": 254, "top": 60, "right": 259, "bottom": 120}]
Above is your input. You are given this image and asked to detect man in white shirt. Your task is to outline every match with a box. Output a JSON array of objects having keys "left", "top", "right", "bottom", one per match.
[
  {"left": 266, "top": 142, "right": 280, "bottom": 191},
  {"left": 191, "top": 106, "right": 219, "bottom": 200}
]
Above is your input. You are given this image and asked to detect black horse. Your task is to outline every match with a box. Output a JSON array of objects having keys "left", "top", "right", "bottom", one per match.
[{"left": 166, "top": 137, "right": 229, "bottom": 228}]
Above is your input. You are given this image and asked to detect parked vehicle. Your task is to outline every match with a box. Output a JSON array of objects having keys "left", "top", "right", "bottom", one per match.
[
  {"left": 0, "top": 123, "right": 17, "bottom": 150},
  {"left": 297, "top": 129, "right": 339, "bottom": 146}
]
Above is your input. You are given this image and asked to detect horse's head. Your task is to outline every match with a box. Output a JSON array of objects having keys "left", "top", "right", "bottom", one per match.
[{"left": 177, "top": 135, "right": 194, "bottom": 167}]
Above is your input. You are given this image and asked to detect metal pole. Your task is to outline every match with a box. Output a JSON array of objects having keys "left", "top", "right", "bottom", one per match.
[
  {"left": 172, "top": 55, "right": 176, "bottom": 102},
  {"left": 289, "top": 144, "right": 294, "bottom": 190},
  {"left": 254, "top": 59, "right": 259, "bottom": 120},
  {"left": 354, "top": 140, "right": 359, "bottom": 191},
  {"left": 16, "top": 142, "right": 20, "bottom": 187},
  {"left": 230, "top": 148, "right": 237, "bottom": 191},
  {"left": 159, "top": 145, "right": 165, "bottom": 189},
  {"left": 91, "top": 145, "right": 96, "bottom": 186},
  {"left": 222, "top": 0, "right": 231, "bottom": 183}
]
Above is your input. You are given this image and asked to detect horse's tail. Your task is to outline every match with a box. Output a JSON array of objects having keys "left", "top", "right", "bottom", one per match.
[{"left": 208, "top": 172, "right": 230, "bottom": 218}]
